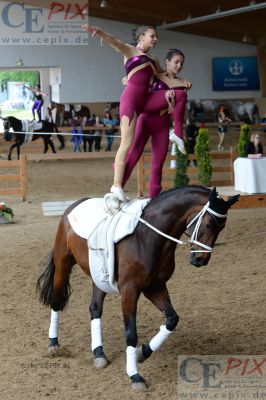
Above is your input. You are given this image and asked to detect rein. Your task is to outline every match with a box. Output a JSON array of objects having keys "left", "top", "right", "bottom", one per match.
[{"left": 123, "top": 201, "right": 227, "bottom": 253}]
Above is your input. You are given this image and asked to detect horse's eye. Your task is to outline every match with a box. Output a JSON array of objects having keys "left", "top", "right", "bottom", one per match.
[{"left": 206, "top": 223, "right": 211, "bottom": 229}]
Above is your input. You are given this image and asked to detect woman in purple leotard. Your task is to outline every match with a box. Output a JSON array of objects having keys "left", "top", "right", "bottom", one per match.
[
  {"left": 122, "top": 49, "right": 191, "bottom": 198},
  {"left": 142, "top": 49, "right": 191, "bottom": 154},
  {"left": 82, "top": 24, "right": 163, "bottom": 201},
  {"left": 24, "top": 84, "right": 48, "bottom": 122}
]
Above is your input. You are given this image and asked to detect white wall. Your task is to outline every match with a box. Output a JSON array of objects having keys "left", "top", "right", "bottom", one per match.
[{"left": 0, "top": 17, "right": 260, "bottom": 102}]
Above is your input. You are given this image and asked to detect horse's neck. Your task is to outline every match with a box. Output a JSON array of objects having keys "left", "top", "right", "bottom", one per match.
[
  {"left": 146, "top": 194, "right": 202, "bottom": 239},
  {"left": 11, "top": 118, "right": 22, "bottom": 132}
]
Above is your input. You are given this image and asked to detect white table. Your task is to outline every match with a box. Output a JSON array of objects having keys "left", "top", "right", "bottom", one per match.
[{"left": 234, "top": 157, "right": 266, "bottom": 194}]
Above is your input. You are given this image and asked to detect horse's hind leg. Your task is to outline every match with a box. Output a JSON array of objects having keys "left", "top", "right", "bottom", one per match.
[
  {"left": 89, "top": 284, "right": 108, "bottom": 368},
  {"left": 48, "top": 310, "right": 60, "bottom": 354},
  {"left": 137, "top": 284, "right": 179, "bottom": 364}
]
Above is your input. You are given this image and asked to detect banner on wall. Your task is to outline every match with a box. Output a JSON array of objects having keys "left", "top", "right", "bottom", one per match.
[
  {"left": 212, "top": 57, "right": 260, "bottom": 91},
  {"left": 0, "top": 1, "right": 89, "bottom": 45}
]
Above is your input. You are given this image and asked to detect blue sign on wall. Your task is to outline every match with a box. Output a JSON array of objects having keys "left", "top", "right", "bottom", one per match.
[{"left": 212, "top": 57, "right": 260, "bottom": 91}]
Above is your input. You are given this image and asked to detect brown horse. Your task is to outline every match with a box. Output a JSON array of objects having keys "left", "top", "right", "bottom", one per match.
[{"left": 37, "top": 186, "right": 239, "bottom": 390}]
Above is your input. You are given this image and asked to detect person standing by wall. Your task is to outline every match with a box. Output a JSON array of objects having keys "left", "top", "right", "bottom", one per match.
[
  {"left": 186, "top": 118, "right": 198, "bottom": 166},
  {"left": 94, "top": 115, "right": 104, "bottom": 152},
  {"left": 103, "top": 111, "right": 119, "bottom": 151},
  {"left": 71, "top": 117, "right": 82, "bottom": 152},
  {"left": 217, "top": 105, "right": 232, "bottom": 151}
]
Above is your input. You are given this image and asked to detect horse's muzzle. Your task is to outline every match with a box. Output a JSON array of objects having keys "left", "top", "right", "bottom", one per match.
[{"left": 189, "top": 253, "right": 210, "bottom": 268}]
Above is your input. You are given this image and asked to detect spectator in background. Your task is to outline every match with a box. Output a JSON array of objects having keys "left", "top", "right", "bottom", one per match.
[
  {"left": 185, "top": 118, "right": 198, "bottom": 166},
  {"left": 245, "top": 132, "right": 263, "bottom": 157},
  {"left": 194, "top": 100, "right": 204, "bottom": 123},
  {"left": 71, "top": 117, "right": 82, "bottom": 152},
  {"left": 103, "top": 111, "right": 119, "bottom": 151},
  {"left": 261, "top": 113, "right": 266, "bottom": 133},
  {"left": 94, "top": 115, "right": 104, "bottom": 152},
  {"left": 217, "top": 105, "right": 232, "bottom": 151},
  {"left": 85, "top": 114, "right": 103, "bottom": 152}
]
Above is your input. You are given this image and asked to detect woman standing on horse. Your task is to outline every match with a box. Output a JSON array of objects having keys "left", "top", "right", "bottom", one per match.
[
  {"left": 122, "top": 48, "right": 192, "bottom": 198},
  {"left": 24, "top": 84, "right": 48, "bottom": 122},
  {"left": 82, "top": 23, "right": 163, "bottom": 201}
]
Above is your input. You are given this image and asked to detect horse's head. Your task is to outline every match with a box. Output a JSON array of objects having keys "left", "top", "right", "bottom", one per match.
[{"left": 187, "top": 187, "right": 239, "bottom": 268}]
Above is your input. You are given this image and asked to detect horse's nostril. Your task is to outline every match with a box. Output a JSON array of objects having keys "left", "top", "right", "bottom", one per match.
[{"left": 190, "top": 256, "right": 205, "bottom": 268}]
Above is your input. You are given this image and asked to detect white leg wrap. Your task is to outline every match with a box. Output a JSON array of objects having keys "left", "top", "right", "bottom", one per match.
[
  {"left": 149, "top": 325, "right": 172, "bottom": 352},
  {"left": 126, "top": 346, "right": 138, "bottom": 377},
  {"left": 49, "top": 310, "right": 59, "bottom": 339},
  {"left": 91, "top": 318, "right": 102, "bottom": 351}
]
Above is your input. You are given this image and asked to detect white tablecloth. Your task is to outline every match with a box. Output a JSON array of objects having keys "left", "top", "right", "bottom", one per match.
[{"left": 234, "top": 157, "right": 266, "bottom": 194}]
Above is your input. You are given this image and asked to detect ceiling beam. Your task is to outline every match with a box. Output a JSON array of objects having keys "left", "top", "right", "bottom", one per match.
[{"left": 157, "top": 2, "right": 266, "bottom": 30}]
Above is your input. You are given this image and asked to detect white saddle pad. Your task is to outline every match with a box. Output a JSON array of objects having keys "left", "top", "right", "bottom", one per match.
[
  {"left": 22, "top": 120, "right": 33, "bottom": 142},
  {"left": 31, "top": 121, "right": 43, "bottom": 131},
  {"left": 67, "top": 197, "right": 150, "bottom": 294}
]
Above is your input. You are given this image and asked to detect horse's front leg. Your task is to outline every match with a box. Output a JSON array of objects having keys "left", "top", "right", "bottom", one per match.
[
  {"left": 120, "top": 285, "right": 147, "bottom": 390},
  {"left": 90, "top": 283, "right": 108, "bottom": 368},
  {"left": 48, "top": 139, "right": 56, "bottom": 153},
  {"left": 137, "top": 284, "right": 179, "bottom": 363},
  {"left": 7, "top": 143, "right": 16, "bottom": 160}
]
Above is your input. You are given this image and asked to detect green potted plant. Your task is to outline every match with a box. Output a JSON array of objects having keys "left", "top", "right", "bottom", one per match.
[
  {"left": 195, "top": 128, "right": 212, "bottom": 185},
  {"left": 173, "top": 143, "right": 189, "bottom": 188},
  {"left": 237, "top": 123, "right": 250, "bottom": 157}
]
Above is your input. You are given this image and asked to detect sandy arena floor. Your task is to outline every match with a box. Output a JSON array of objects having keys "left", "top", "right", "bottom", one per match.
[{"left": 0, "top": 157, "right": 266, "bottom": 400}]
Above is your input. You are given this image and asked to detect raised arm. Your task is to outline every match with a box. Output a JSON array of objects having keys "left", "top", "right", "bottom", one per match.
[
  {"left": 24, "top": 84, "right": 34, "bottom": 92},
  {"left": 82, "top": 24, "right": 134, "bottom": 59}
]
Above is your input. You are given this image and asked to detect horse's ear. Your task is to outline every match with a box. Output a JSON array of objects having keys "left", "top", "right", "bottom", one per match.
[
  {"left": 227, "top": 194, "right": 240, "bottom": 208},
  {"left": 209, "top": 187, "right": 217, "bottom": 203}
]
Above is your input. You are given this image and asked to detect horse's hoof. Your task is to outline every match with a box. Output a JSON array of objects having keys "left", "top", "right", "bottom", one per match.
[
  {"left": 48, "top": 345, "right": 60, "bottom": 356},
  {"left": 131, "top": 381, "right": 148, "bottom": 391},
  {"left": 93, "top": 356, "right": 109, "bottom": 369},
  {"left": 136, "top": 346, "right": 145, "bottom": 363}
]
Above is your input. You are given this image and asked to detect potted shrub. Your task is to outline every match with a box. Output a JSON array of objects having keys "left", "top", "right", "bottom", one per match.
[
  {"left": 173, "top": 143, "right": 189, "bottom": 188},
  {"left": 195, "top": 128, "right": 212, "bottom": 185},
  {"left": 237, "top": 123, "right": 250, "bottom": 157}
]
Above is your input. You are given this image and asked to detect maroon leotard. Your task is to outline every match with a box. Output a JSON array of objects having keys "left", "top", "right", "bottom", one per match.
[{"left": 119, "top": 54, "right": 157, "bottom": 124}]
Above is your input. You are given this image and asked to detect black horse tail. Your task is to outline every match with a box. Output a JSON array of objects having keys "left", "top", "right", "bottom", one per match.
[{"left": 36, "top": 249, "right": 71, "bottom": 311}]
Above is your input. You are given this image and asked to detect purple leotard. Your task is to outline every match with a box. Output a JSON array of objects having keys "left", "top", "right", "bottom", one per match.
[
  {"left": 123, "top": 76, "right": 187, "bottom": 197},
  {"left": 119, "top": 55, "right": 156, "bottom": 124},
  {"left": 143, "top": 77, "right": 187, "bottom": 139},
  {"left": 32, "top": 92, "right": 44, "bottom": 122}
]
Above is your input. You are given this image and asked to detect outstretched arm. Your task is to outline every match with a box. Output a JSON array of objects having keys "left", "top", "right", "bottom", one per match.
[
  {"left": 23, "top": 84, "right": 34, "bottom": 92},
  {"left": 82, "top": 24, "right": 134, "bottom": 58},
  {"left": 39, "top": 91, "right": 48, "bottom": 97}
]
